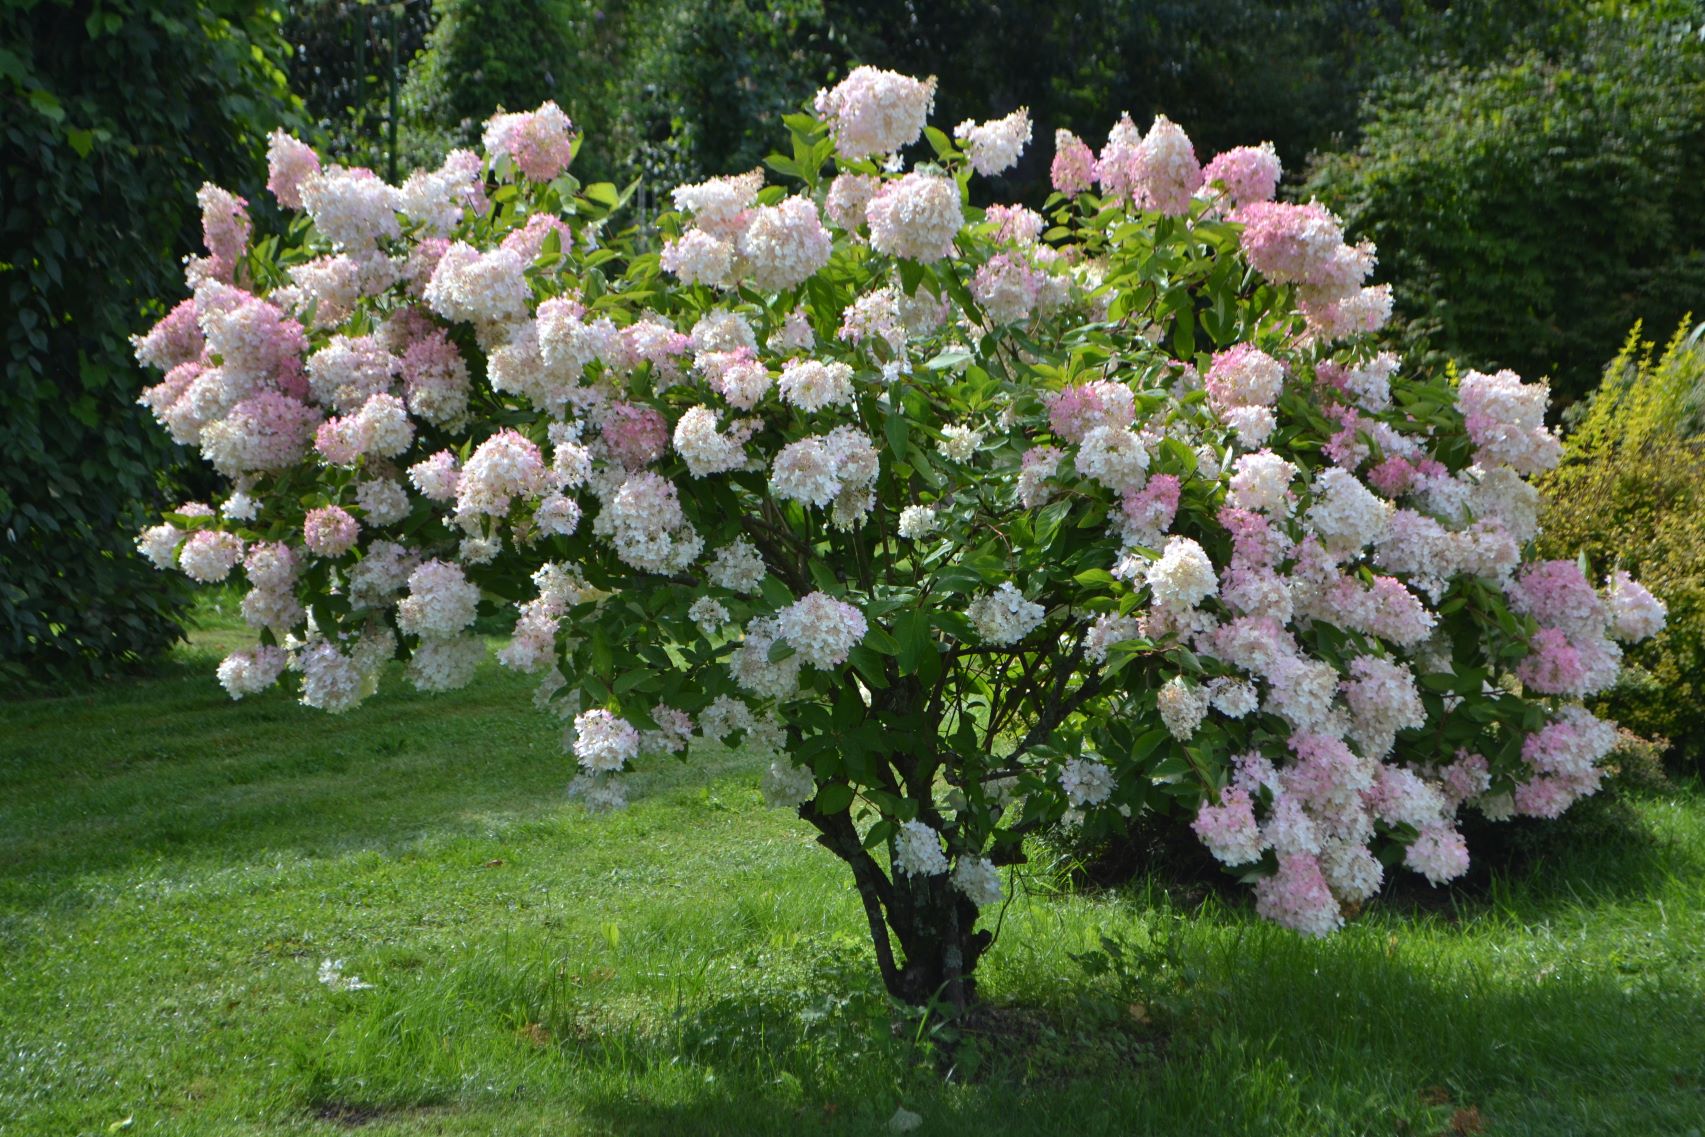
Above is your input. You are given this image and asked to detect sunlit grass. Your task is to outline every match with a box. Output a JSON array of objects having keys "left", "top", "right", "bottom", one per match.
[{"left": 2, "top": 618, "right": 1701, "bottom": 1135}]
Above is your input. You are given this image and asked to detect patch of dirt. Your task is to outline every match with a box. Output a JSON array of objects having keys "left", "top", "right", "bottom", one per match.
[
  {"left": 1448, "top": 1105, "right": 1487, "bottom": 1136},
  {"left": 314, "top": 1102, "right": 388, "bottom": 1128}
]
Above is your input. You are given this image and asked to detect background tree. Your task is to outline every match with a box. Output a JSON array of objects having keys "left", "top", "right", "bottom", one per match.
[
  {"left": 1304, "top": 3, "right": 1705, "bottom": 404},
  {"left": 281, "top": 0, "right": 435, "bottom": 176}
]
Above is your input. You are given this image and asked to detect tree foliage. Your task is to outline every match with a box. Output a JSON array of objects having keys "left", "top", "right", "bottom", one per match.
[
  {"left": 0, "top": 0, "right": 297, "bottom": 681},
  {"left": 1304, "top": 5, "right": 1705, "bottom": 404},
  {"left": 371, "top": 0, "right": 1401, "bottom": 202},
  {"left": 281, "top": 0, "right": 435, "bottom": 175}
]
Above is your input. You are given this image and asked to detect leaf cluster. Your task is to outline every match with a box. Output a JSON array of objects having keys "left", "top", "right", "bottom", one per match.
[{"left": 1539, "top": 318, "right": 1705, "bottom": 769}]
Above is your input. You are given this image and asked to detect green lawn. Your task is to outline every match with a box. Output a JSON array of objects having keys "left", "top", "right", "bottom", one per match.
[{"left": 3, "top": 624, "right": 1703, "bottom": 1136}]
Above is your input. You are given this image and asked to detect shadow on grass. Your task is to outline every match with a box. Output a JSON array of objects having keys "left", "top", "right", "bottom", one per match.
[
  {"left": 288, "top": 896, "right": 1705, "bottom": 1137},
  {"left": 0, "top": 646, "right": 751, "bottom": 909},
  {"left": 1050, "top": 775, "right": 1705, "bottom": 932}
]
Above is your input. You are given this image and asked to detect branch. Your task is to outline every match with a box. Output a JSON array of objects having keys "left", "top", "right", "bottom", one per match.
[{"left": 801, "top": 801, "right": 901, "bottom": 994}]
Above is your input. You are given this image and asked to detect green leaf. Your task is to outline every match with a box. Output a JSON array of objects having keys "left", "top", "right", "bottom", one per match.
[
  {"left": 885, "top": 403, "right": 909, "bottom": 453},
  {"left": 1073, "top": 568, "right": 1117, "bottom": 588},
  {"left": 847, "top": 645, "right": 890, "bottom": 688},
  {"left": 1034, "top": 498, "right": 1072, "bottom": 549},
  {"left": 864, "top": 624, "right": 901, "bottom": 656},
  {"left": 1170, "top": 304, "right": 1196, "bottom": 359},
  {"left": 1130, "top": 727, "right": 1171, "bottom": 765},
  {"left": 28, "top": 88, "right": 64, "bottom": 123},
  {"left": 896, "top": 609, "right": 934, "bottom": 677},
  {"left": 815, "top": 783, "right": 854, "bottom": 814},
  {"left": 764, "top": 154, "right": 801, "bottom": 180},
  {"left": 613, "top": 669, "right": 651, "bottom": 694},
  {"left": 898, "top": 258, "right": 926, "bottom": 296},
  {"left": 862, "top": 818, "right": 896, "bottom": 849}
]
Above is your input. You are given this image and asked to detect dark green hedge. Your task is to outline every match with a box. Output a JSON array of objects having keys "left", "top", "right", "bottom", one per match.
[{"left": 0, "top": 0, "right": 297, "bottom": 682}]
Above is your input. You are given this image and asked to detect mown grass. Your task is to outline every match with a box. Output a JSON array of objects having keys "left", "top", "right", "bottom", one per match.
[{"left": 2, "top": 615, "right": 1702, "bottom": 1136}]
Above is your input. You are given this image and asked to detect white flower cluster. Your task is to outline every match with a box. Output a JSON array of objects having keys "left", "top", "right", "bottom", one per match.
[
  {"left": 814, "top": 66, "right": 936, "bottom": 161},
  {"left": 299, "top": 166, "right": 398, "bottom": 251},
  {"left": 456, "top": 430, "right": 550, "bottom": 523},
  {"left": 1085, "top": 612, "right": 1142, "bottom": 663},
  {"left": 687, "top": 595, "right": 729, "bottom": 635},
  {"left": 306, "top": 334, "right": 398, "bottom": 414},
  {"left": 1457, "top": 369, "right": 1563, "bottom": 475},
  {"left": 768, "top": 427, "right": 880, "bottom": 527},
  {"left": 217, "top": 644, "right": 288, "bottom": 699},
  {"left": 777, "top": 359, "right": 855, "bottom": 412},
  {"left": 762, "top": 757, "right": 817, "bottom": 807},
  {"left": 1341, "top": 655, "right": 1426, "bottom": 758},
  {"left": 396, "top": 149, "right": 484, "bottom": 235},
  {"left": 951, "top": 857, "right": 1004, "bottom": 907},
  {"left": 591, "top": 471, "right": 702, "bottom": 574},
  {"left": 707, "top": 538, "right": 766, "bottom": 594},
  {"left": 777, "top": 592, "right": 868, "bottom": 669},
  {"left": 1147, "top": 537, "right": 1218, "bottom": 611},
  {"left": 407, "top": 634, "right": 486, "bottom": 692},
  {"left": 954, "top": 108, "right": 1032, "bottom": 177},
  {"left": 572, "top": 709, "right": 640, "bottom": 773},
  {"left": 738, "top": 197, "right": 833, "bottom": 292},
  {"left": 663, "top": 173, "right": 831, "bottom": 293},
  {"left": 1060, "top": 757, "right": 1115, "bottom": 807},
  {"left": 967, "top": 582, "right": 1044, "bottom": 646},
  {"left": 1306, "top": 467, "right": 1391, "bottom": 558},
  {"left": 673, "top": 406, "right": 754, "bottom": 477},
  {"left": 1209, "top": 677, "right": 1259, "bottom": 719},
  {"left": 825, "top": 173, "right": 880, "bottom": 232},
  {"left": 896, "top": 504, "right": 937, "bottom": 540},
  {"left": 937, "top": 423, "right": 983, "bottom": 462},
  {"left": 892, "top": 819, "right": 948, "bottom": 877},
  {"left": 731, "top": 616, "right": 800, "bottom": 697},
  {"left": 865, "top": 173, "right": 962, "bottom": 263},
  {"left": 1157, "top": 676, "right": 1211, "bottom": 741},
  {"left": 1075, "top": 425, "right": 1150, "bottom": 492},
  {"left": 178, "top": 529, "right": 244, "bottom": 583},
  {"left": 396, "top": 560, "right": 480, "bottom": 638},
  {"left": 1606, "top": 570, "right": 1667, "bottom": 642},
  {"left": 423, "top": 242, "right": 532, "bottom": 328},
  {"left": 1227, "top": 450, "right": 1288, "bottom": 514}
]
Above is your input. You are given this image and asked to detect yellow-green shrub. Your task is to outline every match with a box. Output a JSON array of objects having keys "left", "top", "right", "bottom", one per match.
[{"left": 1541, "top": 319, "right": 1705, "bottom": 768}]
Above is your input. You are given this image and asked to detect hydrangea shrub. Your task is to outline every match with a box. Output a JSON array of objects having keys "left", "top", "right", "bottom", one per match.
[{"left": 134, "top": 68, "right": 1663, "bottom": 1007}]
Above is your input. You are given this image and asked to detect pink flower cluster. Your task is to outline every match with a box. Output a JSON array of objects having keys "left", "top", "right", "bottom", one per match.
[{"left": 483, "top": 102, "right": 576, "bottom": 182}]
